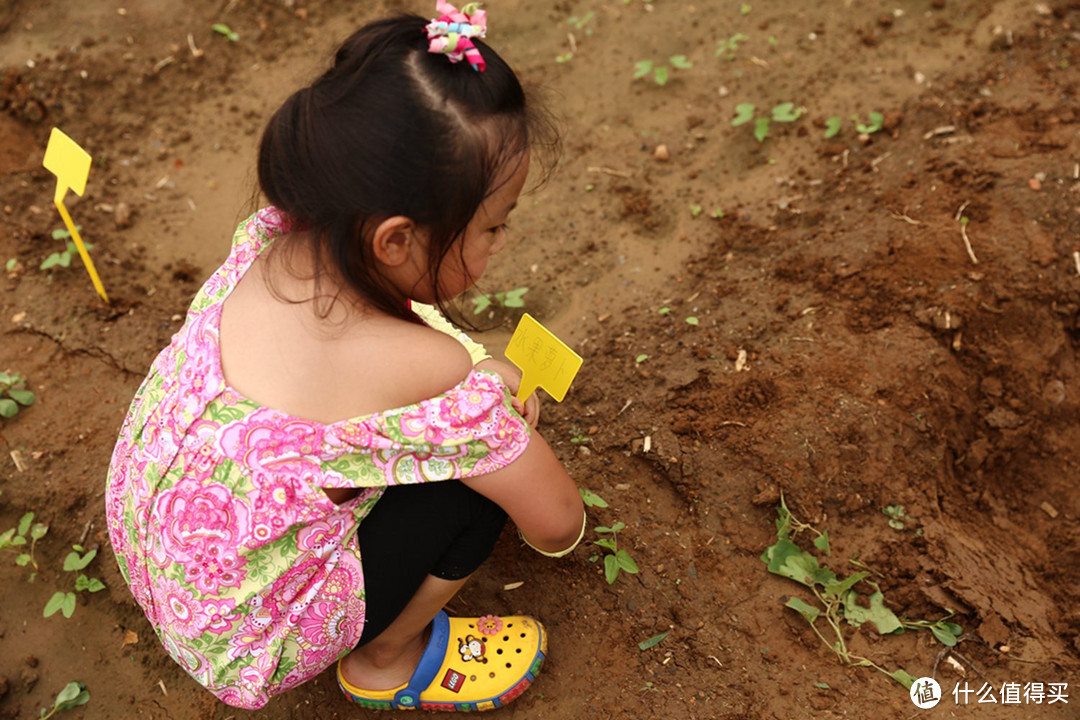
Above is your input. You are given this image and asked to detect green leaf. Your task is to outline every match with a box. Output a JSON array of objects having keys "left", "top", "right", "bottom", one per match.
[
  {"left": 814, "top": 682, "right": 830, "bottom": 689},
  {"left": 771, "top": 102, "right": 802, "bottom": 122},
  {"left": 58, "top": 252, "right": 72, "bottom": 268},
  {"left": 472, "top": 294, "right": 492, "bottom": 314},
  {"left": 18, "top": 512, "right": 33, "bottom": 537},
  {"left": 212, "top": 23, "right": 239, "bottom": 41},
  {"left": 16, "top": 554, "right": 31, "bottom": 566},
  {"left": 615, "top": 549, "right": 639, "bottom": 574},
  {"left": 86, "top": 577, "right": 106, "bottom": 593},
  {"left": 931, "top": 623, "right": 959, "bottom": 647},
  {"left": 635, "top": 354, "right": 649, "bottom": 363},
  {"left": 64, "top": 548, "right": 97, "bottom": 571},
  {"left": 595, "top": 521, "right": 626, "bottom": 534},
  {"left": 5, "top": 258, "right": 16, "bottom": 271},
  {"left": 61, "top": 592, "right": 76, "bottom": 618},
  {"left": 669, "top": 54, "right": 692, "bottom": 70},
  {"left": 653, "top": 66, "right": 669, "bottom": 86},
  {"left": 784, "top": 596, "right": 820, "bottom": 623},
  {"left": 579, "top": 488, "right": 609, "bottom": 508},
  {"left": 813, "top": 531, "right": 830, "bottom": 555},
  {"left": 638, "top": 631, "right": 670, "bottom": 651},
  {"left": 633, "top": 60, "right": 654, "bottom": 79},
  {"left": 44, "top": 591, "right": 67, "bottom": 617},
  {"left": 823, "top": 571, "right": 868, "bottom": 599},
  {"left": 889, "top": 669, "right": 917, "bottom": 689},
  {"left": 8, "top": 389, "right": 34, "bottom": 406},
  {"left": 30, "top": 523, "right": 48, "bottom": 541},
  {"left": 731, "top": 103, "right": 756, "bottom": 127},
  {"left": 941, "top": 621, "right": 963, "bottom": 636},
  {"left": 51, "top": 228, "right": 72, "bottom": 240},
  {"left": 502, "top": 287, "right": 528, "bottom": 307},
  {"left": 39, "top": 254, "right": 62, "bottom": 270},
  {"left": 824, "top": 116, "right": 842, "bottom": 139},
  {"left": 753, "top": 117, "right": 771, "bottom": 142},
  {"left": 658, "top": 307, "right": 671, "bottom": 315},
  {"left": 593, "top": 538, "right": 617, "bottom": 551},
  {"left": 685, "top": 316, "right": 699, "bottom": 326},
  {"left": 54, "top": 680, "right": 89, "bottom": 709},
  {"left": 690, "top": 204, "right": 703, "bottom": 217},
  {"left": 842, "top": 588, "right": 902, "bottom": 634},
  {"left": 0, "top": 528, "right": 15, "bottom": 547},
  {"left": 604, "top": 554, "right": 620, "bottom": 584}
]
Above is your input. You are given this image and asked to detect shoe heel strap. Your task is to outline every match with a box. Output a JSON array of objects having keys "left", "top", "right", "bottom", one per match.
[{"left": 393, "top": 609, "right": 451, "bottom": 709}]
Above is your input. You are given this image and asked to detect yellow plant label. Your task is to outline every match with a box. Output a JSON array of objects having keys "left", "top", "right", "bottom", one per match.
[
  {"left": 505, "top": 313, "right": 582, "bottom": 403},
  {"left": 43, "top": 127, "right": 92, "bottom": 201},
  {"left": 42, "top": 127, "right": 109, "bottom": 303}
]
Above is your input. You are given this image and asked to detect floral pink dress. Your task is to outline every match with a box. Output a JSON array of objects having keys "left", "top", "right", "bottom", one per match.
[{"left": 105, "top": 208, "right": 530, "bottom": 709}]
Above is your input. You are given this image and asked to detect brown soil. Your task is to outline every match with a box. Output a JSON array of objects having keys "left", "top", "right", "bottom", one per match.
[{"left": 1, "top": 1, "right": 1078, "bottom": 719}]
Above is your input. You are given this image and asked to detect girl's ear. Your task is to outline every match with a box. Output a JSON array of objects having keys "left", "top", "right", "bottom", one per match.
[{"left": 371, "top": 216, "right": 422, "bottom": 267}]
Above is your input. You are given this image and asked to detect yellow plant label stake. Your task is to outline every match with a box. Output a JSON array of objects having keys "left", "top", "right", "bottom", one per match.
[
  {"left": 505, "top": 313, "right": 583, "bottom": 403},
  {"left": 42, "top": 127, "right": 109, "bottom": 303}
]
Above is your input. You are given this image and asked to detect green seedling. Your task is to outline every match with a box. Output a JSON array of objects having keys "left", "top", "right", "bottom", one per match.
[
  {"left": 41, "top": 240, "right": 93, "bottom": 271},
  {"left": 0, "top": 371, "right": 36, "bottom": 419},
  {"left": 740, "top": 3, "right": 752, "bottom": 14},
  {"left": 685, "top": 316, "right": 699, "bottom": 326},
  {"left": 732, "top": 102, "right": 803, "bottom": 143},
  {"left": 593, "top": 520, "right": 639, "bottom": 584},
  {"left": 635, "top": 354, "right": 649, "bottom": 364},
  {"left": 44, "top": 545, "right": 106, "bottom": 619},
  {"left": 1, "top": 511, "right": 49, "bottom": 581},
  {"left": 634, "top": 55, "right": 692, "bottom": 86},
  {"left": 712, "top": 208, "right": 725, "bottom": 219},
  {"left": 638, "top": 630, "right": 670, "bottom": 651},
  {"left": 824, "top": 116, "right": 843, "bottom": 139},
  {"left": 639, "top": 681, "right": 659, "bottom": 693},
  {"left": 5, "top": 258, "right": 17, "bottom": 271},
  {"left": 211, "top": 23, "right": 239, "bottom": 41},
  {"left": 690, "top": 204, "right": 703, "bottom": 218},
  {"left": 579, "top": 488, "right": 609, "bottom": 508},
  {"left": 882, "top": 504, "right": 911, "bottom": 531},
  {"left": 39, "top": 681, "right": 90, "bottom": 719},
  {"left": 854, "top": 111, "right": 884, "bottom": 134},
  {"left": 472, "top": 286, "right": 528, "bottom": 315},
  {"left": 761, "top": 496, "right": 962, "bottom": 689},
  {"left": 657, "top": 307, "right": 671, "bottom": 315},
  {"left": 568, "top": 11, "right": 594, "bottom": 33},
  {"left": 716, "top": 32, "right": 748, "bottom": 60},
  {"left": 569, "top": 427, "right": 590, "bottom": 444}
]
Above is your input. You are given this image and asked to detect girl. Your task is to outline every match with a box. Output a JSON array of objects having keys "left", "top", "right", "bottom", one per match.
[{"left": 105, "top": 3, "right": 584, "bottom": 712}]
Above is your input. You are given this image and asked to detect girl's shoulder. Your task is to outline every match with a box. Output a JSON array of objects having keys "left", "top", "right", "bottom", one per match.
[{"left": 370, "top": 316, "right": 476, "bottom": 407}]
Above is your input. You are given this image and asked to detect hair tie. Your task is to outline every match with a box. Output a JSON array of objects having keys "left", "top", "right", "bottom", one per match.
[{"left": 425, "top": 1, "right": 487, "bottom": 72}]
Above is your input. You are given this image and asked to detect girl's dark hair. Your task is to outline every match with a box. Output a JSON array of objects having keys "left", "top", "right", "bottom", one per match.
[{"left": 257, "top": 15, "right": 558, "bottom": 322}]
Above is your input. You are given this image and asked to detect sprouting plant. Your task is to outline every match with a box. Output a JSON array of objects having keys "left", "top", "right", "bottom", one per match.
[
  {"left": 635, "top": 354, "right": 649, "bottom": 364},
  {"left": 740, "top": 3, "right": 752, "bottom": 15},
  {"left": 1, "top": 511, "right": 49, "bottom": 581},
  {"left": 44, "top": 545, "right": 106, "bottom": 619},
  {"left": 39, "top": 681, "right": 90, "bottom": 719},
  {"left": 761, "top": 496, "right": 962, "bottom": 689},
  {"left": 579, "top": 488, "right": 609, "bottom": 508},
  {"left": 657, "top": 306, "right": 671, "bottom": 315},
  {"left": 715, "top": 32, "right": 748, "bottom": 60},
  {"left": 211, "top": 23, "right": 239, "bottom": 41},
  {"left": 634, "top": 55, "right": 692, "bottom": 86},
  {"left": 731, "top": 102, "right": 803, "bottom": 142},
  {"left": 593, "top": 521, "right": 639, "bottom": 584},
  {"left": 685, "top": 316, "right": 699, "bottom": 326},
  {"left": 690, "top": 204, "right": 703, "bottom": 218},
  {"left": 823, "top": 116, "right": 843, "bottom": 139},
  {"left": 854, "top": 111, "right": 884, "bottom": 134},
  {"left": 472, "top": 286, "right": 528, "bottom": 314},
  {"left": 0, "top": 371, "right": 36, "bottom": 419},
  {"left": 569, "top": 426, "right": 590, "bottom": 444},
  {"left": 5, "top": 258, "right": 17, "bottom": 271},
  {"left": 41, "top": 237, "right": 93, "bottom": 271},
  {"left": 638, "top": 631, "right": 670, "bottom": 651},
  {"left": 882, "top": 504, "right": 912, "bottom": 531},
  {"left": 712, "top": 208, "right": 725, "bottom": 219},
  {"left": 568, "top": 11, "right": 594, "bottom": 33}
]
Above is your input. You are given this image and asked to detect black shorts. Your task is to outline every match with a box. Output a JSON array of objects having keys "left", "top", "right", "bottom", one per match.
[{"left": 355, "top": 480, "right": 507, "bottom": 645}]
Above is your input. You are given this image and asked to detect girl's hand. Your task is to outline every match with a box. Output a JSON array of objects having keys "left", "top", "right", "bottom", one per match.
[{"left": 475, "top": 358, "right": 541, "bottom": 428}]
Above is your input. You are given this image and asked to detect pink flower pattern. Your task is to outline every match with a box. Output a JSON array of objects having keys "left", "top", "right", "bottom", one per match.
[{"left": 104, "top": 208, "right": 529, "bottom": 710}]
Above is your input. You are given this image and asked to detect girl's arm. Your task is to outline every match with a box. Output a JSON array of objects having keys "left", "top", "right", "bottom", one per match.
[
  {"left": 474, "top": 358, "right": 540, "bottom": 428},
  {"left": 461, "top": 432, "right": 584, "bottom": 555}
]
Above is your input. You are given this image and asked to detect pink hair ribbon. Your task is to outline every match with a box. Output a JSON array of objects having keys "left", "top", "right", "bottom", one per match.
[{"left": 425, "top": 1, "right": 487, "bottom": 72}]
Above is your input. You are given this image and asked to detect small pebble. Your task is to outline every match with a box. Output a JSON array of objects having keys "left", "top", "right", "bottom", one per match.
[
  {"left": 1028, "top": 177, "right": 1042, "bottom": 191},
  {"left": 654, "top": 144, "right": 670, "bottom": 161}
]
